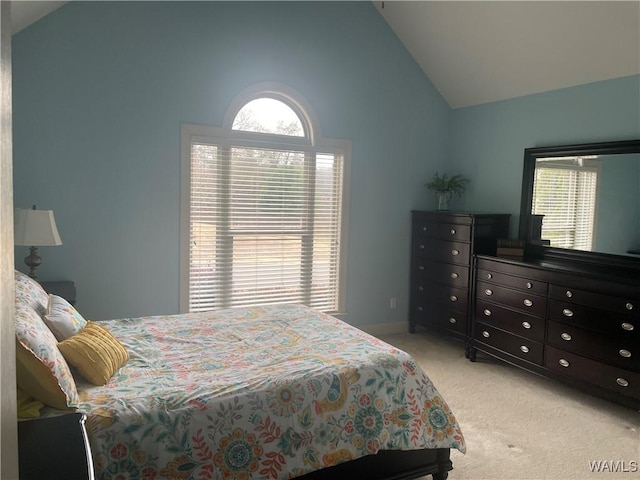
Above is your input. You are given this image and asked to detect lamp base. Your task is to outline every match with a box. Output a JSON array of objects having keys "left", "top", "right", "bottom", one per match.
[{"left": 24, "top": 246, "right": 42, "bottom": 279}]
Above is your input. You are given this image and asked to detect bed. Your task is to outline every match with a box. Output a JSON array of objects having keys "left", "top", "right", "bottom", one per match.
[{"left": 14, "top": 271, "right": 466, "bottom": 480}]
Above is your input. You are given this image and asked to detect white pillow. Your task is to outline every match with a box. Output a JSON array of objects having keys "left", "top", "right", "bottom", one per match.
[
  {"left": 44, "top": 294, "right": 88, "bottom": 341},
  {"left": 15, "top": 302, "right": 79, "bottom": 409},
  {"left": 14, "top": 270, "right": 49, "bottom": 316}
]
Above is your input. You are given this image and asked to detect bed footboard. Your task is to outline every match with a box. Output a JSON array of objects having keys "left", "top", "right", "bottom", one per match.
[{"left": 295, "top": 448, "right": 452, "bottom": 480}]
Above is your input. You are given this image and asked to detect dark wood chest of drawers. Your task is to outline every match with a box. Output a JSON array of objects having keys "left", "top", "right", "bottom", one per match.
[
  {"left": 409, "top": 211, "right": 510, "bottom": 342},
  {"left": 471, "top": 255, "right": 640, "bottom": 409}
]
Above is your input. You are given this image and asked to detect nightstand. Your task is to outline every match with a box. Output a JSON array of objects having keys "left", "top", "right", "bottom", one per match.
[
  {"left": 41, "top": 280, "right": 76, "bottom": 306},
  {"left": 18, "top": 413, "right": 95, "bottom": 479}
]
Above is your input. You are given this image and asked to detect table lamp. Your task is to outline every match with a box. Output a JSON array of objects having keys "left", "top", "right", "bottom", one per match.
[{"left": 14, "top": 205, "right": 62, "bottom": 279}]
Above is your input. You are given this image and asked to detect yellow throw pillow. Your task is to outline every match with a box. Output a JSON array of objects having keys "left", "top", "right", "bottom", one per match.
[{"left": 58, "top": 321, "right": 128, "bottom": 386}]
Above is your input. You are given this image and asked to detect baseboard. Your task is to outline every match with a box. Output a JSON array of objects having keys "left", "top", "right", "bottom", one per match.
[{"left": 357, "top": 321, "right": 408, "bottom": 337}]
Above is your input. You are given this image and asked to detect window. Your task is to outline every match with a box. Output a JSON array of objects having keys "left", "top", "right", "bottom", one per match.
[
  {"left": 532, "top": 156, "right": 600, "bottom": 250},
  {"left": 180, "top": 85, "right": 349, "bottom": 314}
]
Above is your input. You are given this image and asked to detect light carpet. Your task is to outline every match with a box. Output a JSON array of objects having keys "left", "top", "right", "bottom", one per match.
[{"left": 379, "top": 330, "right": 639, "bottom": 480}]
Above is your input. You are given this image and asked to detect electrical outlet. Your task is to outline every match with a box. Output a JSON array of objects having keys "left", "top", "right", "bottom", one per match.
[{"left": 390, "top": 298, "right": 397, "bottom": 309}]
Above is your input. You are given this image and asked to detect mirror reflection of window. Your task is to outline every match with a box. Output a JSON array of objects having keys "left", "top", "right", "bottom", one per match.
[{"left": 532, "top": 156, "right": 600, "bottom": 251}]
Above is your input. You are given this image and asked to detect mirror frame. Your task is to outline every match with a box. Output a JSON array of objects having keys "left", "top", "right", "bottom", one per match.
[{"left": 519, "top": 139, "right": 640, "bottom": 268}]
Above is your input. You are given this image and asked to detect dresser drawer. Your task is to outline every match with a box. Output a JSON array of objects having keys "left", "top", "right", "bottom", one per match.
[
  {"left": 475, "top": 299, "right": 545, "bottom": 342},
  {"left": 476, "top": 281, "right": 547, "bottom": 317},
  {"left": 549, "top": 284, "right": 639, "bottom": 317},
  {"left": 474, "top": 323, "right": 544, "bottom": 365},
  {"left": 412, "top": 259, "right": 469, "bottom": 288},
  {"left": 547, "top": 321, "right": 639, "bottom": 371},
  {"left": 545, "top": 346, "right": 640, "bottom": 399},
  {"left": 414, "top": 237, "right": 471, "bottom": 264},
  {"left": 413, "top": 283, "right": 469, "bottom": 314},
  {"left": 437, "top": 223, "right": 471, "bottom": 242},
  {"left": 476, "top": 268, "right": 548, "bottom": 295},
  {"left": 411, "top": 303, "right": 467, "bottom": 335},
  {"left": 549, "top": 299, "right": 640, "bottom": 339},
  {"left": 413, "top": 220, "right": 471, "bottom": 242}
]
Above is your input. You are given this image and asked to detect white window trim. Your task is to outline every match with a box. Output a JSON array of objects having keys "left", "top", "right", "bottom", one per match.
[{"left": 179, "top": 83, "right": 350, "bottom": 315}]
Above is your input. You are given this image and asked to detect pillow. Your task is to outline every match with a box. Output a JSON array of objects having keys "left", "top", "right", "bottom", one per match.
[
  {"left": 44, "top": 294, "right": 88, "bottom": 341},
  {"left": 58, "top": 321, "right": 128, "bottom": 386},
  {"left": 17, "top": 388, "right": 44, "bottom": 419},
  {"left": 14, "top": 270, "right": 49, "bottom": 317},
  {"left": 14, "top": 303, "right": 79, "bottom": 410}
]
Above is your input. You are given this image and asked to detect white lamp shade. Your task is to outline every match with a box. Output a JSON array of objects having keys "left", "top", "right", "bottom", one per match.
[{"left": 14, "top": 208, "right": 62, "bottom": 247}]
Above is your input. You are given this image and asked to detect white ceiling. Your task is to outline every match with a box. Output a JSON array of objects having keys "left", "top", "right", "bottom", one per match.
[
  {"left": 10, "top": 1, "right": 67, "bottom": 34},
  {"left": 375, "top": 1, "right": 640, "bottom": 108},
  {"left": 10, "top": 1, "right": 640, "bottom": 109}
]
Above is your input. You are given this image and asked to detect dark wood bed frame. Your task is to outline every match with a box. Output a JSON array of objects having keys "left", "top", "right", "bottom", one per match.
[
  {"left": 297, "top": 448, "right": 452, "bottom": 480},
  {"left": 19, "top": 414, "right": 452, "bottom": 480}
]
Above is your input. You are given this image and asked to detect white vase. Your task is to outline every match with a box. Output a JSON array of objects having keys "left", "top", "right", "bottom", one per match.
[{"left": 436, "top": 190, "right": 452, "bottom": 211}]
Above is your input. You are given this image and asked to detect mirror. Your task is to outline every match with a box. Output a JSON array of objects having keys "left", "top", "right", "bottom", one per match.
[{"left": 519, "top": 139, "right": 640, "bottom": 265}]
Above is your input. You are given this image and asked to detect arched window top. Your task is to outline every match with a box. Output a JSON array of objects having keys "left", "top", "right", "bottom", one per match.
[
  {"left": 232, "top": 98, "right": 305, "bottom": 137},
  {"left": 224, "top": 83, "right": 320, "bottom": 143}
]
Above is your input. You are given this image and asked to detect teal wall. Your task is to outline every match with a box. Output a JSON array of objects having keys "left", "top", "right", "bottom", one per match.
[
  {"left": 450, "top": 75, "right": 640, "bottom": 237},
  {"left": 12, "top": 1, "right": 451, "bottom": 323},
  {"left": 13, "top": 1, "right": 640, "bottom": 325}
]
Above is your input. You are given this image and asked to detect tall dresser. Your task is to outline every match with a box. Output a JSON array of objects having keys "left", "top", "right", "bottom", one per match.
[
  {"left": 471, "top": 255, "right": 640, "bottom": 409},
  {"left": 409, "top": 211, "right": 510, "bottom": 345}
]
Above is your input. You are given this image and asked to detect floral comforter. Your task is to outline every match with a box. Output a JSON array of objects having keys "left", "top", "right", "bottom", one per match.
[{"left": 70, "top": 304, "right": 465, "bottom": 479}]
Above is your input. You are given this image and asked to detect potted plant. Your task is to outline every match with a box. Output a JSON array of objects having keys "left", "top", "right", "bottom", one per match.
[{"left": 425, "top": 172, "right": 469, "bottom": 210}]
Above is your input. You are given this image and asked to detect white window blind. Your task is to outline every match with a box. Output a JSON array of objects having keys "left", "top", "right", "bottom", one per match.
[
  {"left": 532, "top": 161, "right": 598, "bottom": 251},
  {"left": 183, "top": 91, "right": 347, "bottom": 314}
]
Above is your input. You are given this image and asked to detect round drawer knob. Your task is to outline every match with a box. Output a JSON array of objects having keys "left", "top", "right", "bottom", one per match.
[
  {"left": 417, "top": 306, "right": 424, "bottom": 312},
  {"left": 520, "top": 345, "right": 530, "bottom": 353},
  {"left": 563, "top": 308, "right": 574, "bottom": 317},
  {"left": 486, "top": 273, "right": 493, "bottom": 279},
  {"left": 523, "top": 299, "right": 533, "bottom": 307},
  {"left": 522, "top": 321, "right": 531, "bottom": 329},
  {"left": 619, "top": 349, "right": 632, "bottom": 358},
  {"left": 450, "top": 229, "right": 456, "bottom": 235},
  {"left": 621, "top": 322, "right": 635, "bottom": 331},
  {"left": 419, "top": 244, "right": 425, "bottom": 249},
  {"left": 450, "top": 272, "right": 459, "bottom": 279},
  {"left": 561, "top": 332, "right": 572, "bottom": 341},
  {"left": 418, "top": 265, "right": 425, "bottom": 271},
  {"left": 616, "top": 378, "right": 629, "bottom": 387},
  {"left": 451, "top": 249, "right": 460, "bottom": 256},
  {"left": 565, "top": 290, "right": 573, "bottom": 298},
  {"left": 482, "top": 331, "right": 490, "bottom": 338},
  {"left": 485, "top": 289, "right": 493, "bottom": 296},
  {"left": 626, "top": 302, "right": 634, "bottom": 311},
  {"left": 483, "top": 309, "right": 492, "bottom": 317},
  {"left": 418, "top": 286, "right": 424, "bottom": 291},
  {"left": 526, "top": 282, "right": 533, "bottom": 289},
  {"left": 559, "top": 359, "right": 570, "bottom": 367},
  {"left": 450, "top": 295, "right": 458, "bottom": 302},
  {"left": 422, "top": 226, "right": 427, "bottom": 232},
  {"left": 449, "top": 317, "right": 457, "bottom": 324}
]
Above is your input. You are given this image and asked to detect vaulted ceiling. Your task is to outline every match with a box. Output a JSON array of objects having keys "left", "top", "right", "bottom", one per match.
[
  {"left": 10, "top": 1, "right": 640, "bottom": 109},
  {"left": 10, "top": 0, "right": 67, "bottom": 34},
  {"left": 375, "top": 1, "right": 640, "bottom": 108}
]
